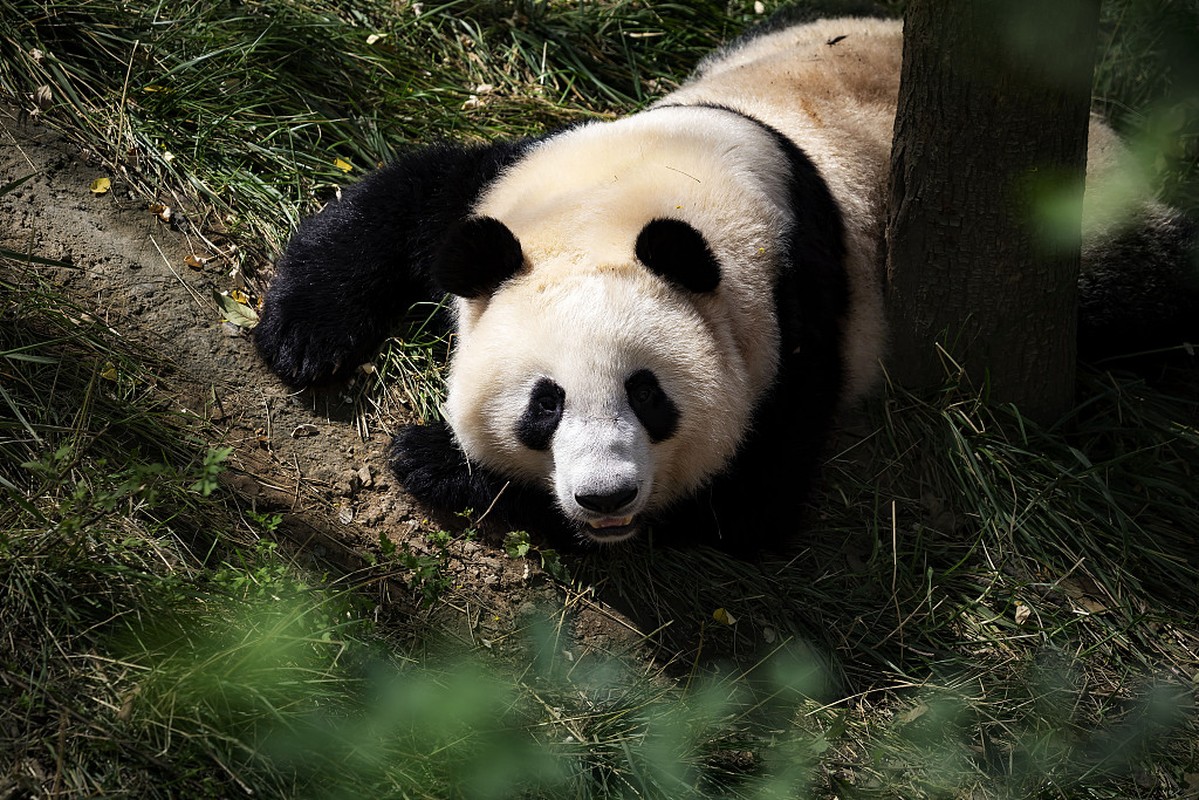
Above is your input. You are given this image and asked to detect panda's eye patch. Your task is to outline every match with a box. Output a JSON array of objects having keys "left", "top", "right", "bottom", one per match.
[
  {"left": 517, "top": 378, "right": 565, "bottom": 451},
  {"left": 625, "top": 369, "right": 679, "bottom": 443}
]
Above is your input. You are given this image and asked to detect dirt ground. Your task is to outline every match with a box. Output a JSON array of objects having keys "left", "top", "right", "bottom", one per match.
[{"left": 0, "top": 105, "right": 648, "bottom": 659}]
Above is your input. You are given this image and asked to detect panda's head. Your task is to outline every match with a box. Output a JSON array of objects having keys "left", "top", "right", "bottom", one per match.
[{"left": 435, "top": 214, "right": 774, "bottom": 543}]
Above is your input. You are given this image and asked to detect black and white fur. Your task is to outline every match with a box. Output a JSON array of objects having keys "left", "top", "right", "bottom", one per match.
[{"left": 255, "top": 15, "right": 1197, "bottom": 548}]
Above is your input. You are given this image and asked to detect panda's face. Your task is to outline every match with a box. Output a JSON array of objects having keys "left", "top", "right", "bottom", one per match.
[
  {"left": 445, "top": 268, "right": 745, "bottom": 542},
  {"left": 440, "top": 217, "right": 765, "bottom": 543},
  {"left": 506, "top": 339, "right": 680, "bottom": 542}
]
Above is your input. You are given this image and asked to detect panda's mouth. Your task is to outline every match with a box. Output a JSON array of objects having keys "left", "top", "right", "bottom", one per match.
[{"left": 582, "top": 516, "right": 640, "bottom": 544}]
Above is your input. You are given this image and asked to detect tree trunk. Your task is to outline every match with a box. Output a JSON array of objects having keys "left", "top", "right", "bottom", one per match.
[{"left": 885, "top": 0, "right": 1100, "bottom": 423}]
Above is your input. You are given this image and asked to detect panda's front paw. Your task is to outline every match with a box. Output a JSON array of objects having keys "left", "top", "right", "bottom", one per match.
[
  {"left": 254, "top": 280, "right": 383, "bottom": 387},
  {"left": 390, "top": 423, "right": 570, "bottom": 537},
  {"left": 389, "top": 422, "right": 501, "bottom": 514}
]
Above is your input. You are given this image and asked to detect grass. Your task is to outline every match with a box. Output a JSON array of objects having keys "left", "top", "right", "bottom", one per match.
[{"left": 2, "top": 0, "right": 1199, "bottom": 797}]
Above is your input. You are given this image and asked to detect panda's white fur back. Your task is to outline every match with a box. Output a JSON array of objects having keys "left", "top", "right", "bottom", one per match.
[
  {"left": 654, "top": 16, "right": 1164, "bottom": 402},
  {"left": 461, "top": 19, "right": 901, "bottom": 408},
  {"left": 667, "top": 16, "right": 903, "bottom": 401}
]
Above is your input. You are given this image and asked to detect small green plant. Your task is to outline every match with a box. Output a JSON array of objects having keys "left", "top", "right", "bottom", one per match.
[
  {"left": 503, "top": 530, "right": 532, "bottom": 559},
  {"left": 210, "top": 540, "right": 299, "bottom": 599},
  {"left": 18, "top": 441, "right": 74, "bottom": 480},
  {"left": 397, "top": 545, "right": 452, "bottom": 606},
  {"left": 247, "top": 509, "right": 284, "bottom": 534},
  {"left": 504, "top": 530, "right": 567, "bottom": 582},
  {"left": 376, "top": 528, "right": 456, "bottom": 606},
  {"left": 375, "top": 529, "right": 398, "bottom": 560},
  {"left": 189, "top": 445, "right": 233, "bottom": 497}
]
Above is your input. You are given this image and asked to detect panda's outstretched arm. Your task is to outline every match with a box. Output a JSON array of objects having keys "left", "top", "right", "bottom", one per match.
[{"left": 255, "top": 139, "right": 531, "bottom": 387}]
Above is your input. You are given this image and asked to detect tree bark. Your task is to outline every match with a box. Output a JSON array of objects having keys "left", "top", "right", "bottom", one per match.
[{"left": 885, "top": 0, "right": 1100, "bottom": 422}]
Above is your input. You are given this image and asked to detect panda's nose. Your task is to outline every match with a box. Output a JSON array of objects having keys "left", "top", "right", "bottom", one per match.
[{"left": 575, "top": 486, "right": 638, "bottom": 515}]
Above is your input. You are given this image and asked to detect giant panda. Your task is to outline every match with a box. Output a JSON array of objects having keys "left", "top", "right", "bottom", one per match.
[{"left": 254, "top": 14, "right": 1197, "bottom": 548}]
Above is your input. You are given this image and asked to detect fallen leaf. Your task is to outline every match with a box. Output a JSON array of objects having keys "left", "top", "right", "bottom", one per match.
[
  {"left": 1060, "top": 577, "right": 1109, "bottom": 615},
  {"left": 184, "top": 254, "right": 210, "bottom": 269},
  {"left": 212, "top": 288, "right": 260, "bottom": 329},
  {"left": 100, "top": 362, "right": 118, "bottom": 381},
  {"left": 713, "top": 607, "right": 737, "bottom": 626},
  {"left": 117, "top": 685, "right": 140, "bottom": 721},
  {"left": 90, "top": 177, "right": 111, "bottom": 195},
  {"left": 333, "top": 157, "right": 353, "bottom": 173},
  {"left": 1014, "top": 601, "right": 1032, "bottom": 625}
]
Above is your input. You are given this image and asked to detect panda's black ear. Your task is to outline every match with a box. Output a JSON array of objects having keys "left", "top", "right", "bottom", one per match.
[
  {"left": 635, "top": 218, "right": 721, "bottom": 294},
  {"left": 435, "top": 216, "right": 524, "bottom": 298}
]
